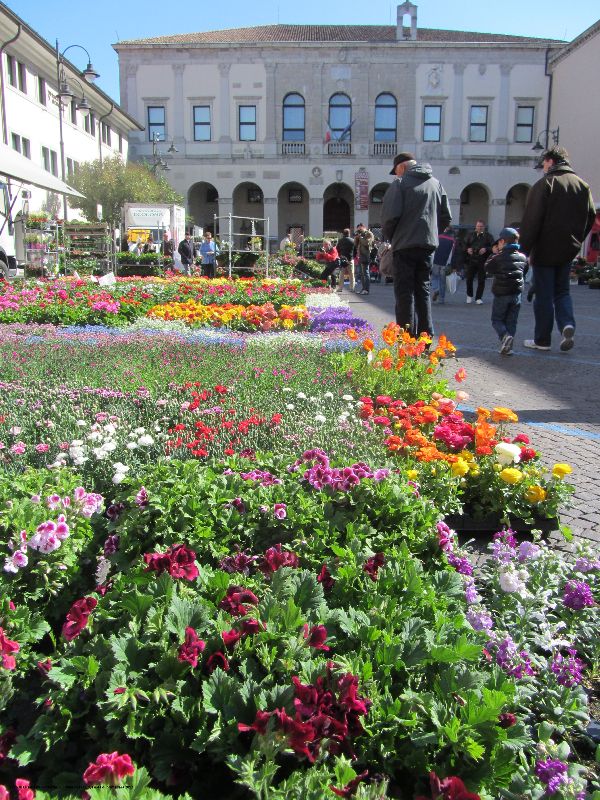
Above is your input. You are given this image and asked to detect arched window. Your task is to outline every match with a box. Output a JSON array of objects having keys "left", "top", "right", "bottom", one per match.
[
  {"left": 374, "top": 93, "right": 397, "bottom": 142},
  {"left": 329, "top": 93, "right": 352, "bottom": 140},
  {"left": 283, "top": 93, "right": 305, "bottom": 141}
]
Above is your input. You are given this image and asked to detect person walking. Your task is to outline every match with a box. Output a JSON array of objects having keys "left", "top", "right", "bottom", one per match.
[
  {"left": 315, "top": 239, "right": 340, "bottom": 289},
  {"left": 177, "top": 232, "right": 195, "bottom": 277},
  {"left": 199, "top": 231, "right": 220, "bottom": 279},
  {"left": 354, "top": 223, "right": 374, "bottom": 295},
  {"left": 485, "top": 228, "right": 527, "bottom": 356},
  {"left": 381, "top": 152, "right": 451, "bottom": 337},
  {"left": 464, "top": 219, "right": 494, "bottom": 304},
  {"left": 431, "top": 226, "right": 455, "bottom": 304},
  {"left": 520, "top": 146, "right": 596, "bottom": 352},
  {"left": 336, "top": 228, "right": 356, "bottom": 293},
  {"left": 160, "top": 232, "right": 174, "bottom": 259}
]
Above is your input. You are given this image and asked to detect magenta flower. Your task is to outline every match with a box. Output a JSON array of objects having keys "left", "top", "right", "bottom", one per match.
[
  {"left": 273, "top": 502, "right": 287, "bottom": 520},
  {"left": 303, "top": 624, "right": 330, "bottom": 651},
  {"left": 563, "top": 580, "right": 595, "bottom": 610}
]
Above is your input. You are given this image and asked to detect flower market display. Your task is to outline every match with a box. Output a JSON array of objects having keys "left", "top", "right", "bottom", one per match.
[{"left": 0, "top": 274, "right": 598, "bottom": 800}]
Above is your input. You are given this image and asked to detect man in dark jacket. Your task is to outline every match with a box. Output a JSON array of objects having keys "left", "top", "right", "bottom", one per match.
[
  {"left": 520, "top": 146, "right": 596, "bottom": 351},
  {"left": 485, "top": 228, "right": 527, "bottom": 356},
  {"left": 336, "top": 228, "right": 356, "bottom": 293},
  {"left": 464, "top": 220, "right": 494, "bottom": 304},
  {"left": 381, "top": 152, "right": 451, "bottom": 337},
  {"left": 177, "top": 233, "right": 194, "bottom": 276}
]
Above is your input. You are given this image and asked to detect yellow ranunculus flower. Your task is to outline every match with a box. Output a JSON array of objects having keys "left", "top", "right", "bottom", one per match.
[
  {"left": 552, "top": 463, "right": 573, "bottom": 480},
  {"left": 469, "top": 467, "right": 480, "bottom": 477},
  {"left": 499, "top": 467, "right": 524, "bottom": 485},
  {"left": 451, "top": 459, "right": 470, "bottom": 477},
  {"left": 525, "top": 485, "right": 547, "bottom": 503},
  {"left": 406, "top": 469, "right": 418, "bottom": 480}
]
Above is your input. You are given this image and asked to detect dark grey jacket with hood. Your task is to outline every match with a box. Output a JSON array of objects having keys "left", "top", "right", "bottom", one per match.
[{"left": 381, "top": 163, "right": 452, "bottom": 253}]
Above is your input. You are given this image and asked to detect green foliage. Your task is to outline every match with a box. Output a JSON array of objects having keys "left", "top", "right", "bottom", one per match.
[{"left": 68, "top": 156, "right": 183, "bottom": 226}]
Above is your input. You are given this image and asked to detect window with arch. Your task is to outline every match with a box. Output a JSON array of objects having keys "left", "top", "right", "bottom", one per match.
[
  {"left": 374, "top": 93, "right": 397, "bottom": 142},
  {"left": 329, "top": 93, "right": 352, "bottom": 140},
  {"left": 282, "top": 93, "right": 305, "bottom": 141}
]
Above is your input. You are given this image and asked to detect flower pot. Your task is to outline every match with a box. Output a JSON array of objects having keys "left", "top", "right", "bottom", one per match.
[{"left": 444, "top": 512, "right": 559, "bottom": 538}]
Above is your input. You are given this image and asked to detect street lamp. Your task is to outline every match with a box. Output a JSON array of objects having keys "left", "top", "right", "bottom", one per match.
[
  {"left": 55, "top": 41, "right": 100, "bottom": 218},
  {"left": 532, "top": 127, "right": 560, "bottom": 152},
  {"left": 150, "top": 132, "right": 174, "bottom": 174}
]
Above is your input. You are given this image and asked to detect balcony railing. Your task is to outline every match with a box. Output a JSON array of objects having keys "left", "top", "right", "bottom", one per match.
[
  {"left": 327, "top": 141, "right": 351, "bottom": 156},
  {"left": 282, "top": 142, "right": 305, "bottom": 156},
  {"left": 373, "top": 142, "right": 397, "bottom": 157}
]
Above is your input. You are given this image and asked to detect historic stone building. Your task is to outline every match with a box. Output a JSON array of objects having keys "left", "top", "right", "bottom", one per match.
[{"left": 114, "top": 2, "right": 565, "bottom": 244}]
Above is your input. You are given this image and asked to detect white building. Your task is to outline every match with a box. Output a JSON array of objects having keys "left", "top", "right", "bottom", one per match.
[
  {"left": 0, "top": 1, "right": 143, "bottom": 262},
  {"left": 548, "top": 19, "right": 600, "bottom": 203},
  {"left": 114, "top": 2, "right": 566, "bottom": 243}
]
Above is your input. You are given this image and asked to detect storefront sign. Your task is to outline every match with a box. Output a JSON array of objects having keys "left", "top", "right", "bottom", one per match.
[{"left": 355, "top": 170, "right": 369, "bottom": 211}]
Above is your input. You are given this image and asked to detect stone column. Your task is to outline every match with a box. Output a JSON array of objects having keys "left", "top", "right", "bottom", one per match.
[
  {"left": 449, "top": 63, "right": 465, "bottom": 158},
  {"left": 172, "top": 63, "right": 185, "bottom": 145},
  {"left": 263, "top": 197, "right": 279, "bottom": 246},
  {"left": 125, "top": 64, "right": 143, "bottom": 150},
  {"left": 218, "top": 63, "right": 232, "bottom": 157},
  {"left": 495, "top": 64, "right": 512, "bottom": 156},
  {"left": 309, "top": 196, "right": 324, "bottom": 238},
  {"left": 489, "top": 199, "right": 507, "bottom": 237},
  {"left": 264, "top": 63, "right": 277, "bottom": 158}
]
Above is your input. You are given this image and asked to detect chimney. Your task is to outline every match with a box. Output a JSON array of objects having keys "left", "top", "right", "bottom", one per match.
[{"left": 396, "top": 2, "right": 418, "bottom": 41}]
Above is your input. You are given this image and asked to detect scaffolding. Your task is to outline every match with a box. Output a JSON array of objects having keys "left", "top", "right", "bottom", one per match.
[{"left": 214, "top": 213, "right": 270, "bottom": 279}]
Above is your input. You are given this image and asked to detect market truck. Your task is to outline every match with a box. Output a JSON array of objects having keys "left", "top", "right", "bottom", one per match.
[
  {"left": 122, "top": 203, "right": 185, "bottom": 250},
  {"left": 0, "top": 141, "right": 84, "bottom": 277}
]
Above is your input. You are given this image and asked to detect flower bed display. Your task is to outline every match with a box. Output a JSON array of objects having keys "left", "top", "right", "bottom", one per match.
[{"left": 0, "top": 316, "right": 598, "bottom": 800}]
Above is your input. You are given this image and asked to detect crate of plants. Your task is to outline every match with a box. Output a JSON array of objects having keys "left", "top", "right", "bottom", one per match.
[{"left": 116, "top": 251, "right": 171, "bottom": 277}]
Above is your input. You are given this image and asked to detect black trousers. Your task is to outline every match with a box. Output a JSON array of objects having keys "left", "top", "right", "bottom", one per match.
[
  {"left": 392, "top": 247, "right": 434, "bottom": 336},
  {"left": 465, "top": 260, "right": 486, "bottom": 300},
  {"left": 320, "top": 260, "right": 340, "bottom": 288}
]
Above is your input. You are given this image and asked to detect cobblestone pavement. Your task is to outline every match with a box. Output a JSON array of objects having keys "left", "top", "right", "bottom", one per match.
[{"left": 342, "top": 278, "right": 600, "bottom": 551}]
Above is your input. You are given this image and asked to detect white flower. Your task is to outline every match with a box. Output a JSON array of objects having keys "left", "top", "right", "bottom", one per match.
[
  {"left": 101, "top": 441, "right": 117, "bottom": 452},
  {"left": 367, "top": 351, "right": 374, "bottom": 363},
  {"left": 286, "top": 404, "right": 295, "bottom": 410},
  {"left": 87, "top": 431, "right": 103, "bottom": 442},
  {"left": 70, "top": 439, "right": 84, "bottom": 447},
  {"left": 342, "top": 394, "right": 354, "bottom": 401},
  {"left": 137, "top": 434, "right": 154, "bottom": 446},
  {"left": 282, "top": 387, "right": 292, "bottom": 393},
  {"left": 76, "top": 420, "right": 87, "bottom": 427},
  {"left": 126, "top": 442, "right": 138, "bottom": 450},
  {"left": 314, "top": 414, "right": 326, "bottom": 424},
  {"left": 324, "top": 392, "right": 334, "bottom": 400},
  {"left": 104, "top": 424, "right": 117, "bottom": 435},
  {"left": 498, "top": 565, "right": 529, "bottom": 595},
  {"left": 112, "top": 462, "right": 129, "bottom": 472},
  {"left": 494, "top": 442, "right": 522, "bottom": 465},
  {"left": 112, "top": 473, "right": 127, "bottom": 485},
  {"left": 93, "top": 448, "right": 109, "bottom": 461},
  {"left": 296, "top": 392, "right": 306, "bottom": 400},
  {"left": 134, "top": 427, "right": 146, "bottom": 435}
]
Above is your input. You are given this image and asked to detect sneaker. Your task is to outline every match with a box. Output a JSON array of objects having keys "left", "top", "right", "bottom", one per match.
[
  {"left": 466, "top": 296, "right": 473, "bottom": 304},
  {"left": 475, "top": 299, "right": 483, "bottom": 305},
  {"left": 523, "top": 339, "right": 551, "bottom": 351},
  {"left": 500, "top": 334, "right": 514, "bottom": 354},
  {"left": 560, "top": 325, "right": 575, "bottom": 352}
]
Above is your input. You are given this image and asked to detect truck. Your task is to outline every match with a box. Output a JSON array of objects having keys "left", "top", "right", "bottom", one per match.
[
  {"left": 122, "top": 203, "right": 185, "bottom": 252},
  {"left": 0, "top": 141, "right": 84, "bottom": 278}
]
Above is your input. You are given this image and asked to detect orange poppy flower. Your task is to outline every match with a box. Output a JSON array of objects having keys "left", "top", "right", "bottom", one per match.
[
  {"left": 363, "top": 339, "right": 375, "bottom": 352},
  {"left": 346, "top": 328, "right": 359, "bottom": 340},
  {"left": 491, "top": 407, "right": 519, "bottom": 423}
]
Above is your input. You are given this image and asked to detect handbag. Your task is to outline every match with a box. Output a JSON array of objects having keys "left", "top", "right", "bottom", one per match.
[
  {"left": 446, "top": 271, "right": 458, "bottom": 295},
  {"left": 378, "top": 244, "right": 394, "bottom": 278}
]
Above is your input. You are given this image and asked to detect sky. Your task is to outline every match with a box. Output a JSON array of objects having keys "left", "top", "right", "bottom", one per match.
[{"left": 5, "top": 0, "right": 600, "bottom": 103}]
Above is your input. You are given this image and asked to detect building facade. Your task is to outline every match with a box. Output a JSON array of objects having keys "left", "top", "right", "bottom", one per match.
[
  {"left": 548, "top": 19, "right": 600, "bottom": 203},
  {"left": 0, "top": 0, "right": 142, "bottom": 255},
  {"left": 115, "top": 2, "right": 564, "bottom": 244}
]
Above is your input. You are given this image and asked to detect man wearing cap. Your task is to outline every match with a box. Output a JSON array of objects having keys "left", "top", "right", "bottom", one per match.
[
  {"left": 381, "top": 152, "right": 451, "bottom": 337},
  {"left": 519, "top": 145, "right": 595, "bottom": 352}
]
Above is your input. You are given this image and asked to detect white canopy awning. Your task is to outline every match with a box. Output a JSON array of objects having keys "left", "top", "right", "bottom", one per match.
[{"left": 0, "top": 142, "right": 85, "bottom": 198}]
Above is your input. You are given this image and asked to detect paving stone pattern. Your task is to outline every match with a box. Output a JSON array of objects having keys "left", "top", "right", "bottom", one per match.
[{"left": 341, "top": 278, "right": 600, "bottom": 551}]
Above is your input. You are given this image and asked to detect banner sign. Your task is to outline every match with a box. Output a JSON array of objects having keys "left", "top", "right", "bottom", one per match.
[{"left": 355, "top": 170, "right": 369, "bottom": 211}]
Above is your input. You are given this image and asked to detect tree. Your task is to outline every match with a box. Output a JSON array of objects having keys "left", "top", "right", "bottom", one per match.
[{"left": 68, "top": 156, "right": 183, "bottom": 225}]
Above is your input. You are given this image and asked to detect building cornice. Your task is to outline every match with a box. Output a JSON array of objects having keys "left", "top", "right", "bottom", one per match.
[{"left": 547, "top": 18, "right": 600, "bottom": 69}]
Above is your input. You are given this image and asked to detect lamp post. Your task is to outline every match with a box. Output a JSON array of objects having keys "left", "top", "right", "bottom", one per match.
[
  {"left": 150, "top": 132, "right": 177, "bottom": 175},
  {"left": 532, "top": 127, "right": 560, "bottom": 152},
  {"left": 55, "top": 41, "right": 100, "bottom": 219}
]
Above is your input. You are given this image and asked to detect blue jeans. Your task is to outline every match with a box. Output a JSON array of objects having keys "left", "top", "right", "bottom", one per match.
[
  {"left": 431, "top": 263, "right": 446, "bottom": 302},
  {"left": 532, "top": 264, "right": 575, "bottom": 347},
  {"left": 392, "top": 248, "right": 434, "bottom": 336},
  {"left": 358, "top": 257, "right": 370, "bottom": 292},
  {"left": 491, "top": 293, "right": 521, "bottom": 339}
]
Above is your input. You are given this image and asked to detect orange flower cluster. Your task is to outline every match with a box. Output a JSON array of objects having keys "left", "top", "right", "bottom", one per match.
[
  {"left": 360, "top": 394, "right": 517, "bottom": 465},
  {"left": 146, "top": 300, "right": 309, "bottom": 331},
  {"left": 347, "top": 324, "right": 456, "bottom": 373}
]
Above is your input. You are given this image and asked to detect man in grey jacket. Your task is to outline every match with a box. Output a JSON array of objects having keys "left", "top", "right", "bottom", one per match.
[{"left": 381, "top": 152, "right": 451, "bottom": 336}]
